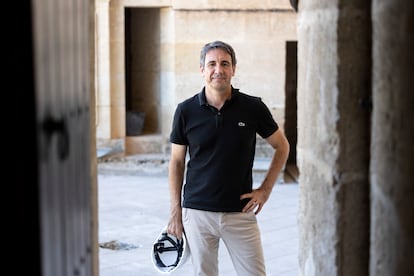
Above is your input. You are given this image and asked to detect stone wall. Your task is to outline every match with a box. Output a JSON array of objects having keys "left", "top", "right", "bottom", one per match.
[{"left": 95, "top": 0, "right": 297, "bottom": 154}]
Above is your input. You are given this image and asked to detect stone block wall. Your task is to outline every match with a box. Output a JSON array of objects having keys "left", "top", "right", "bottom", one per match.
[{"left": 95, "top": 0, "right": 297, "bottom": 155}]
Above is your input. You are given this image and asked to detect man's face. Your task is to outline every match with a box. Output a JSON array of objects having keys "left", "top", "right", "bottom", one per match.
[{"left": 200, "top": 48, "right": 235, "bottom": 92}]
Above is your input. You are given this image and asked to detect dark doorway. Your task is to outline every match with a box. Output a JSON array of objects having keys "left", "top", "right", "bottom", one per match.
[
  {"left": 284, "top": 41, "right": 299, "bottom": 183},
  {"left": 125, "top": 8, "right": 161, "bottom": 136}
]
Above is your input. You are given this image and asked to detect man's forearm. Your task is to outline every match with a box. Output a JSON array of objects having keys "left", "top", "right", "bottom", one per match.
[
  {"left": 168, "top": 160, "right": 185, "bottom": 211},
  {"left": 260, "top": 147, "right": 289, "bottom": 192}
]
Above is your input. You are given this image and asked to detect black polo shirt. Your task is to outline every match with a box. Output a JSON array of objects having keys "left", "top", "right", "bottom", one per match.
[{"left": 170, "top": 87, "right": 279, "bottom": 212}]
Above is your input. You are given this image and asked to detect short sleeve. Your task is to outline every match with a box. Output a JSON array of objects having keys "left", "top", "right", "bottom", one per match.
[
  {"left": 169, "top": 105, "right": 188, "bottom": 145},
  {"left": 256, "top": 99, "right": 279, "bottom": 138}
]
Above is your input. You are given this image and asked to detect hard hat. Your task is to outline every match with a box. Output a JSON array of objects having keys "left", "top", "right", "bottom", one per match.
[{"left": 151, "top": 226, "right": 189, "bottom": 274}]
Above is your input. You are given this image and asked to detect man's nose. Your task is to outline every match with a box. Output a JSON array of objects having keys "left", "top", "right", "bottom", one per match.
[{"left": 215, "top": 64, "right": 223, "bottom": 73}]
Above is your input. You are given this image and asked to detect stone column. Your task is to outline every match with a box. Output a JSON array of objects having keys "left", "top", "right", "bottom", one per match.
[
  {"left": 370, "top": 0, "right": 414, "bottom": 275},
  {"left": 95, "top": 0, "right": 112, "bottom": 139},
  {"left": 109, "top": 1, "right": 126, "bottom": 138},
  {"left": 297, "top": 0, "right": 371, "bottom": 275}
]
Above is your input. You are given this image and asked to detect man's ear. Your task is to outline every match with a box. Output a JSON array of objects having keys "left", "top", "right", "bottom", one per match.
[
  {"left": 200, "top": 65, "right": 205, "bottom": 75},
  {"left": 232, "top": 65, "right": 236, "bottom": 76}
]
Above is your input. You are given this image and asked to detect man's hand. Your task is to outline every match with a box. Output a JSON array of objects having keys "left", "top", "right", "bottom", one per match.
[{"left": 240, "top": 188, "right": 270, "bottom": 215}]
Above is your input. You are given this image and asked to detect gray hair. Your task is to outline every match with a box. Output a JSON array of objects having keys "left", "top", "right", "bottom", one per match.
[{"left": 199, "top": 41, "right": 237, "bottom": 67}]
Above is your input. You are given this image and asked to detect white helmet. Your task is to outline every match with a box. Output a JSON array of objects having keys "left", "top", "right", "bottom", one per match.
[{"left": 151, "top": 226, "right": 189, "bottom": 274}]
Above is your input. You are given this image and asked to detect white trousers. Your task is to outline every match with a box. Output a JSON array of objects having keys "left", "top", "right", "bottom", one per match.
[{"left": 182, "top": 208, "right": 266, "bottom": 276}]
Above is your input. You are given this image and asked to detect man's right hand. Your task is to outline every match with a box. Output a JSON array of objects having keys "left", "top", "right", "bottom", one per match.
[{"left": 167, "top": 209, "right": 184, "bottom": 240}]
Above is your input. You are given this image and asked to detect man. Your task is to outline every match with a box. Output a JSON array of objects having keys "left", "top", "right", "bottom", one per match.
[{"left": 167, "top": 40, "right": 290, "bottom": 275}]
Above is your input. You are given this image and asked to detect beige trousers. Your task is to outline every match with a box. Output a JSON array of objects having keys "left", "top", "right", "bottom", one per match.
[{"left": 182, "top": 208, "right": 266, "bottom": 276}]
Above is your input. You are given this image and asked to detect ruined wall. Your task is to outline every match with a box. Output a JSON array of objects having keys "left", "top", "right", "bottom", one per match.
[{"left": 95, "top": 0, "right": 297, "bottom": 151}]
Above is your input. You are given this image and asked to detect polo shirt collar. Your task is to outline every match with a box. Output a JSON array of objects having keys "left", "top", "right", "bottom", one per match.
[{"left": 197, "top": 86, "right": 240, "bottom": 106}]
